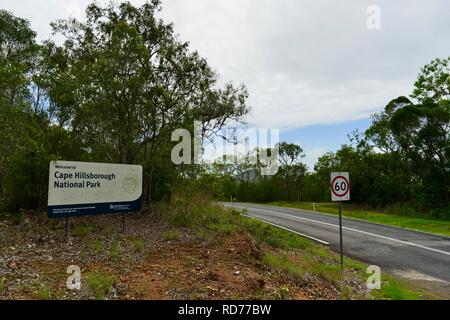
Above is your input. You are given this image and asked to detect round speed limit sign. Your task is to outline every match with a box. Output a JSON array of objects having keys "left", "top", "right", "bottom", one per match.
[{"left": 330, "top": 172, "right": 350, "bottom": 201}]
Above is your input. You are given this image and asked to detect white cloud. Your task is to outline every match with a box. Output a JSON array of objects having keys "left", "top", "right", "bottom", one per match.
[
  {"left": 302, "top": 146, "right": 329, "bottom": 171},
  {"left": 2, "top": 0, "right": 450, "bottom": 130}
]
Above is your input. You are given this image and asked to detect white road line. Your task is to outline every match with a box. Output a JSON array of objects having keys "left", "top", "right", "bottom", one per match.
[
  {"left": 245, "top": 215, "right": 329, "bottom": 245},
  {"left": 235, "top": 205, "right": 450, "bottom": 257}
]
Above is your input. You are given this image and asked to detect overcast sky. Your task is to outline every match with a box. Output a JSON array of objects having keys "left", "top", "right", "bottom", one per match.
[{"left": 2, "top": 0, "right": 449, "bottom": 168}]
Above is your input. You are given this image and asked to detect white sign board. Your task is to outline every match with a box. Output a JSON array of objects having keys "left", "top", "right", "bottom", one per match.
[
  {"left": 48, "top": 161, "right": 143, "bottom": 218},
  {"left": 330, "top": 172, "right": 350, "bottom": 202}
]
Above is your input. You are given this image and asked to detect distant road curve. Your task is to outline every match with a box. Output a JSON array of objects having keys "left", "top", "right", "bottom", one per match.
[{"left": 223, "top": 202, "right": 450, "bottom": 293}]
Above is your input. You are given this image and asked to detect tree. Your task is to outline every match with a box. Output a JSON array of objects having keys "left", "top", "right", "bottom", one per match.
[
  {"left": 412, "top": 57, "right": 449, "bottom": 103},
  {"left": 365, "top": 57, "right": 450, "bottom": 208},
  {"left": 277, "top": 142, "right": 306, "bottom": 202},
  {"left": 0, "top": 10, "right": 38, "bottom": 206},
  {"left": 41, "top": 1, "right": 249, "bottom": 202},
  {"left": 0, "top": 10, "right": 38, "bottom": 106}
]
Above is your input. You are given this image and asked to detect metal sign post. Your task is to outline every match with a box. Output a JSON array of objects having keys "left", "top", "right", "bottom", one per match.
[
  {"left": 330, "top": 172, "right": 350, "bottom": 271},
  {"left": 338, "top": 202, "right": 343, "bottom": 270}
]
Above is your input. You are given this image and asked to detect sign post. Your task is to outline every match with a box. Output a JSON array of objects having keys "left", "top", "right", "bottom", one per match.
[
  {"left": 338, "top": 203, "right": 343, "bottom": 270},
  {"left": 48, "top": 161, "right": 143, "bottom": 235},
  {"left": 330, "top": 172, "right": 350, "bottom": 271}
]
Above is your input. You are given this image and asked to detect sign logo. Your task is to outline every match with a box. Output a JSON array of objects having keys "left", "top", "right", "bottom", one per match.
[{"left": 122, "top": 174, "right": 138, "bottom": 193}]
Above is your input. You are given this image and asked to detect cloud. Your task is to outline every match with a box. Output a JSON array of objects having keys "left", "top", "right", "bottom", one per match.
[
  {"left": 3, "top": 0, "right": 450, "bottom": 130},
  {"left": 159, "top": 0, "right": 450, "bottom": 129},
  {"left": 302, "top": 146, "right": 329, "bottom": 171}
]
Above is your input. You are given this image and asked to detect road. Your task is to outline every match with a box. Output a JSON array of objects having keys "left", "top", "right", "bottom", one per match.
[{"left": 223, "top": 202, "right": 450, "bottom": 294}]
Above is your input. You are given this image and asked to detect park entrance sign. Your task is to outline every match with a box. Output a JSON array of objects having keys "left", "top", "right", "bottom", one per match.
[{"left": 48, "top": 161, "right": 143, "bottom": 218}]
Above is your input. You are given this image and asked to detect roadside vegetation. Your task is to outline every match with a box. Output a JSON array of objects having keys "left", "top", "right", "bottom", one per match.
[
  {"left": 0, "top": 190, "right": 439, "bottom": 300},
  {"left": 197, "top": 58, "right": 450, "bottom": 222},
  {"left": 265, "top": 202, "right": 450, "bottom": 236}
]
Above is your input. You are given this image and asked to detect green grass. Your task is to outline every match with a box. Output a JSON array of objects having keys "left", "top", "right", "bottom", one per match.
[
  {"left": 373, "top": 276, "right": 421, "bottom": 300},
  {"left": 34, "top": 285, "right": 52, "bottom": 300},
  {"left": 239, "top": 216, "right": 310, "bottom": 250},
  {"left": 108, "top": 240, "right": 122, "bottom": 260},
  {"left": 233, "top": 210, "right": 427, "bottom": 299},
  {"left": 85, "top": 272, "right": 116, "bottom": 300},
  {"left": 72, "top": 224, "right": 93, "bottom": 237},
  {"left": 133, "top": 238, "right": 144, "bottom": 252},
  {"left": 0, "top": 277, "right": 5, "bottom": 291},
  {"left": 162, "top": 230, "right": 182, "bottom": 241},
  {"left": 164, "top": 197, "right": 431, "bottom": 299},
  {"left": 266, "top": 201, "right": 450, "bottom": 236},
  {"left": 262, "top": 253, "right": 305, "bottom": 279},
  {"left": 93, "top": 239, "right": 103, "bottom": 254}
]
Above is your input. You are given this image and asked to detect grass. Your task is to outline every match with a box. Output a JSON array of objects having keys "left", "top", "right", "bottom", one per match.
[
  {"left": 234, "top": 211, "right": 426, "bottom": 299},
  {"left": 0, "top": 277, "right": 5, "bottom": 292},
  {"left": 133, "top": 238, "right": 144, "bottom": 252},
  {"left": 94, "top": 239, "right": 103, "bottom": 254},
  {"left": 266, "top": 201, "right": 450, "bottom": 236},
  {"left": 34, "top": 285, "right": 52, "bottom": 300},
  {"left": 373, "top": 276, "right": 421, "bottom": 300},
  {"left": 164, "top": 196, "right": 433, "bottom": 299},
  {"left": 108, "top": 240, "right": 122, "bottom": 260},
  {"left": 262, "top": 253, "right": 305, "bottom": 279},
  {"left": 72, "top": 224, "right": 93, "bottom": 237},
  {"left": 1, "top": 194, "right": 432, "bottom": 300},
  {"left": 240, "top": 216, "right": 310, "bottom": 250},
  {"left": 162, "top": 230, "right": 181, "bottom": 241},
  {"left": 85, "top": 272, "right": 116, "bottom": 300},
  {"left": 253, "top": 220, "right": 424, "bottom": 300}
]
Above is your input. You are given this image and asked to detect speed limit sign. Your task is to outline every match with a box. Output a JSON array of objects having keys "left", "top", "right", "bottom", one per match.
[{"left": 331, "top": 172, "right": 350, "bottom": 201}]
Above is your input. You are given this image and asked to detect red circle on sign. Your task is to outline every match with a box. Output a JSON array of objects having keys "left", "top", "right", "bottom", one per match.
[{"left": 331, "top": 175, "right": 350, "bottom": 197}]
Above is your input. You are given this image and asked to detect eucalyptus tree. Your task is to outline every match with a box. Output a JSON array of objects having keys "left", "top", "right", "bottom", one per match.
[
  {"left": 41, "top": 1, "right": 249, "bottom": 201},
  {"left": 0, "top": 9, "right": 40, "bottom": 203},
  {"left": 277, "top": 142, "right": 306, "bottom": 202},
  {"left": 365, "top": 57, "right": 450, "bottom": 208}
]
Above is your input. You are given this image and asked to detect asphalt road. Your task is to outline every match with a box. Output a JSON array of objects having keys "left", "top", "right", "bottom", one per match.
[{"left": 223, "top": 202, "right": 450, "bottom": 291}]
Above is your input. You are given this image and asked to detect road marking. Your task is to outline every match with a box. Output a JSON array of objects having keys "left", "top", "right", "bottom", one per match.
[
  {"left": 233, "top": 205, "right": 450, "bottom": 257},
  {"left": 245, "top": 215, "right": 329, "bottom": 245}
]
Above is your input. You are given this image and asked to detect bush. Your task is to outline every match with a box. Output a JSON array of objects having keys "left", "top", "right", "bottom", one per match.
[{"left": 85, "top": 272, "right": 116, "bottom": 300}]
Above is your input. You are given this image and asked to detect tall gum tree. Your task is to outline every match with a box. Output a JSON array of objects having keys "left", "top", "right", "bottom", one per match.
[{"left": 41, "top": 1, "right": 249, "bottom": 202}]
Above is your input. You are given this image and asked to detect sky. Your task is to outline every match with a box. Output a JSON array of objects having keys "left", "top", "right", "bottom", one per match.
[{"left": 2, "top": 0, "right": 450, "bottom": 169}]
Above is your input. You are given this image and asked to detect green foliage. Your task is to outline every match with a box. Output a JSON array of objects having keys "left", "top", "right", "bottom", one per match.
[
  {"left": 240, "top": 217, "right": 310, "bottom": 249},
  {"left": 206, "top": 57, "right": 450, "bottom": 216},
  {"left": 85, "top": 272, "right": 116, "bottom": 300},
  {"left": 108, "top": 240, "right": 122, "bottom": 260},
  {"left": 94, "top": 239, "right": 104, "bottom": 254},
  {"left": 0, "top": 2, "right": 248, "bottom": 212},
  {"left": 374, "top": 277, "right": 421, "bottom": 300},
  {"left": 133, "top": 238, "right": 144, "bottom": 252},
  {"left": 72, "top": 224, "right": 93, "bottom": 237},
  {"left": 268, "top": 202, "right": 450, "bottom": 236},
  {"left": 162, "top": 230, "right": 181, "bottom": 241},
  {"left": 33, "top": 285, "right": 53, "bottom": 300},
  {"left": 0, "top": 277, "right": 5, "bottom": 291},
  {"left": 0, "top": 3, "right": 448, "bottom": 219},
  {"left": 262, "top": 253, "right": 305, "bottom": 279}
]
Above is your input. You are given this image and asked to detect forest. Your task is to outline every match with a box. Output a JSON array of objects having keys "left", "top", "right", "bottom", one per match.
[{"left": 0, "top": 1, "right": 449, "bottom": 219}]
